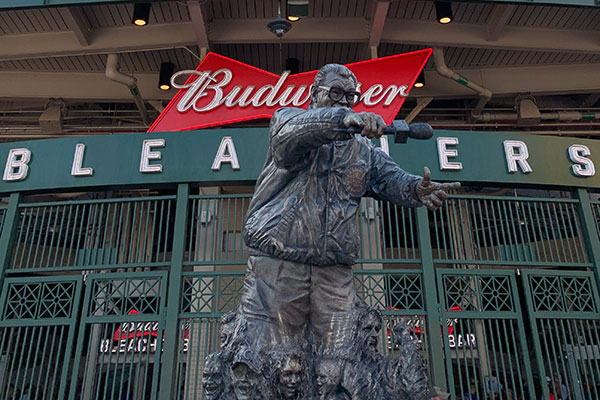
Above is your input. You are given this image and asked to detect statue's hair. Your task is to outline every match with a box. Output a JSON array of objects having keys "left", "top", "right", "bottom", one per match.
[{"left": 310, "top": 63, "right": 357, "bottom": 108}]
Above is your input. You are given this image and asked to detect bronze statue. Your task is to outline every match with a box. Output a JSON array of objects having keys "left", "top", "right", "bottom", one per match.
[{"left": 202, "top": 62, "right": 458, "bottom": 399}]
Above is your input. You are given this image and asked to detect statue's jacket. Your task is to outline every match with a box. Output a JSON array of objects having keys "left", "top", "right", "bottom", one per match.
[{"left": 244, "top": 107, "right": 423, "bottom": 267}]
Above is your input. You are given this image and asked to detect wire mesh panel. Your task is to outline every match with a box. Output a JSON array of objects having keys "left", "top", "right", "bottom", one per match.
[
  {"left": 431, "top": 195, "right": 588, "bottom": 267},
  {"left": 9, "top": 196, "right": 176, "bottom": 271},
  {"left": 358, "top": 198, "right": 420, "bottom": 264},
  {"left": 173, "top": 270, "right": 430, "bottom": 399},
  {"left": 438, "top": 269, "right": 535, "bottom": 400},
  {"left": 0, "top": 276, "right": 83, "bottom": 400},
  {"left": 68, "top": 272, "right": 167, "bottom": 400},
  {"left": 185, "top": 195, "right": 252, "bottom": 266},
  {"left": 523, "top": 270, "right": 600, "bottom": 400}
]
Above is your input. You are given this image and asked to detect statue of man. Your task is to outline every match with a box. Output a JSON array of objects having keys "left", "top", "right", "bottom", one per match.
[{"left": 240, "top": 63, "right": 459, "bottom": 350}]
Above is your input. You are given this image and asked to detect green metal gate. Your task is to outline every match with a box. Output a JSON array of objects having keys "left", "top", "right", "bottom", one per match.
[
  {"left": 0, "top": 276, "right": 83, "bottom": 400},
  {"left": 68, "top": 271, "right": 168, "bottom": 400},
  {"left": 438, "top": 269, "right": 536, "bottom": 400},
  {"left": 523, "top": 270, "right": 600, "bottom": 400}
]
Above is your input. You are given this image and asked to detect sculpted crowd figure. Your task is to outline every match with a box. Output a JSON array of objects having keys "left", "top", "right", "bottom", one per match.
[{"left": 201, "top": 63, "right": 459, "bottom": 399}]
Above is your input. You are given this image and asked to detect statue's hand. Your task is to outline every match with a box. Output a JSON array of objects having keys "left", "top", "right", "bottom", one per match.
[
  {"left": 415, "top": 167, "right": 461, "bottom": 211},
  {"left": 342, "top": 111, "right": 386, "bottom": 139}
]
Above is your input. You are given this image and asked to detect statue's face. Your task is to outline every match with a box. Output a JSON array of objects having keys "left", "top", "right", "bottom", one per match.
[
  {"left": 202, "top": 361, "right": 224, "bottom": 400},
  {"left": 232, "top": 364, "right": 260, "bottom": 400},
  {"left": 359, "top": 313, "right": 380, "bottom": 351},
  {"left": 316, "top": 360, "right": 341, "bottom": 397},
  {"left": 279, "top": 357, "right": 303, "bottom": 399},
  {"left": 219, "top": 323, "right": 234, "bottom": 348},
  {"left": 315, "top": 72, "right": 357, "bottom": 109}
]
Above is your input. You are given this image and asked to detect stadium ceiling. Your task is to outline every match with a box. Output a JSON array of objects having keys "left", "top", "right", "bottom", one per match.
[{"left": 0, "top": 0, "right": 599, "bottom": 137}]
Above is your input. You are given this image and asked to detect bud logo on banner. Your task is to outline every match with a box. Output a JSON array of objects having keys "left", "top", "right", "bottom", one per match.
[{"left": 148, "top": 49, "right": 432, "bottom": 132}]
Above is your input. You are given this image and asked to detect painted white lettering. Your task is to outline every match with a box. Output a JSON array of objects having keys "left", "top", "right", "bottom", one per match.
[
  {"left": 448, "top": 334, "right": 456, "bottom": 347},
  {"left": 437, "top": 137, "right": 463, "bottom": 170},
  {"left": 362, "top": 84, "right": 384, "bottom": 106},
  {"left": 3, "top": 148, "right": 31, "bottom": 181},
  {"left": 71, "top": 144, "right": 93, "bottom": 176},
  {"left": 140, "top": 139, "right": 165, "bottom": 173},
  {"left": 212, "top": 137, "right": 240, "bottom": 171},
  {"left": 568, "top": 144, "right": 595, "bottom": 177},
  {"left": 382, "top": 85, "right": 409, "bottom": 106},
  {"left": 194, "top": 69, "right": 232, "bottom": 112},
  {"left": 172, "top": 70, "right": 214, "bottom": 112},
  {"left": 503, "top": 140, "right": 533, "bottom": 173}
]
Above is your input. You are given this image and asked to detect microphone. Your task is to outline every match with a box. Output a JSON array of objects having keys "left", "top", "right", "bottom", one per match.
[
  {"left": 384, "top": 121, "right": 434, "bottom": 143},
  {"left": 339, "top": 120, "right": 433, "bottom": 144}
]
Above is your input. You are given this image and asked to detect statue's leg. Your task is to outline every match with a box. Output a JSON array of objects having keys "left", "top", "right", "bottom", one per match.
[
  {"left": 236, "top": 255, "right": 311, "bottom": 349},
  {"left": 310, "top": 265, "right": 357, "bottom": 353}
]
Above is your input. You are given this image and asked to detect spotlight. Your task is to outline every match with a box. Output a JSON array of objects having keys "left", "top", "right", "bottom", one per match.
[
  {"left": 132, "top": 3, "right": 151, "bottom": 26},
  {"left": 287, "top": 0, "right": 309, "bottom": 22},
  {"left": 434, "top": 1, "right": 453, "bottom": 24},
  {"left": 158, "top": 62, "right": 175, "bottom": 91},
  {"left": 285, "top": 58, "right": 300, "bottom": 74},
  {"left": 414, "top": 71, "right": 425, "bottom": 88}
]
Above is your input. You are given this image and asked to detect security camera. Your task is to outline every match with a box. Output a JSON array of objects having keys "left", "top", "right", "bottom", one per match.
[{"left": 267, "top": 17, "right": 292, "bottom": 38}]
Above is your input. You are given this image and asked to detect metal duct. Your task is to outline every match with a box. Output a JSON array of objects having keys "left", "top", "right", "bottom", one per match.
[
  {"left": 432, "top": 47, "right": 492, "bottom": 118},
  {"left": 105, "top": 54, "right": 150, "bottom": 125},
  {"left": 477, "top": 111, "right": 600, "bottom": 122}
]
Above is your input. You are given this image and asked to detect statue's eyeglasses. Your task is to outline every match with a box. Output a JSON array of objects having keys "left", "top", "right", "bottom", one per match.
[{"left": 317, "top": 86, "right": 361, "bottom": 105}]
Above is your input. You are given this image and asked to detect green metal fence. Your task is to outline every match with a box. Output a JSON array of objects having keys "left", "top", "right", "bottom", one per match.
[
  {"left": 431, "top": 195, "right": 589, "bottom": 267},
  {"left": 438, "top": 269, "right": 535, "bottom": 400},
  {"left": 0, "top": 187, "right": 600, "bottom": 399},
  {"left": 9, "top": 196, "right": 176, "bottom": 272},
  {"left": 523, "top": 270, "right": 600, "bottom": 400}
]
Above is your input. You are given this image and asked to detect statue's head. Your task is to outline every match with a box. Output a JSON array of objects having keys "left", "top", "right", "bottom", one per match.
[
  {"left": 219, "top": 309, "right": 237, "bottom": 348},
  {"left": 202, "top": 353, "right": 225, "bottom": 400},
  {"left": 356, "top": 303, "right": 381, "bottom": 353},
  {"left": 231, "top": 346, "right": 262, "bottom": 400},
  {"left": 315, "top": 358, "right": 343, "bottom": 398},
  {"left": 275, "top": 349, "right": 304, "bottom": 399},
  {"left": 310, "top": 64, "right": 359, "bottom": 109}
]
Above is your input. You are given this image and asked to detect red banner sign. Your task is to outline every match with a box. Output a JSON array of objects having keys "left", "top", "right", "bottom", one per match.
[{"left": 148, "top": 49, "right": 432, "bottom": 132}]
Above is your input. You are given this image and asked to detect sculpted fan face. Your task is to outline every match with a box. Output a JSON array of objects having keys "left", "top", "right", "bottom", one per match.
[
  {"left": 316, "top": 359, "right": 342, "bottom": 397},
  {"left": 314, "top": 71, "right": 358, "bottom": 109},
  {"left": 359, "top": 312, "right": 381, "bottom": 351},
  {"left": 279, "top": 357, "right": 303, "bottom": 399},
  {"left": 202, "top": 359, "right": 224, "bottom": 400},
  {"left": 232, "top": 363, "right": 260, "bottom": 400}
]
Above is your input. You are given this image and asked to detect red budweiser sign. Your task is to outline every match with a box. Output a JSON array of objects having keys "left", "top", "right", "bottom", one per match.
[{"left": 148, "top": 49, "right": 432, "bottom": 132}]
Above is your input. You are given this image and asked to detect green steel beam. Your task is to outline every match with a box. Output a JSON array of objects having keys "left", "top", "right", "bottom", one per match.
[
  {"left": 416, "top": 206, "right": 448, "bottom": 393},
  {"left": 0, "top": 193, "right": 21, "bottom": 291},
  {"left": 574, "top": 188, "right": 600, "bottom": 290},
  {"left": 158, "top": 183, "right": 189, "bottom": 399}
]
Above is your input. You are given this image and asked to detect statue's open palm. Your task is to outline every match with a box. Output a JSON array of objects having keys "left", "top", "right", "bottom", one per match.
[{"left": 415, "top": 167, "right": 461, "bottom": 211}]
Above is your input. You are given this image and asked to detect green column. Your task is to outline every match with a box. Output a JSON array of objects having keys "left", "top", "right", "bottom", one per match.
[
  {"left": 158, "top": 184, "right": 190, "bottom": 399},
  {"left": 416, "top": 206, "right": 448, "bottom": 392},
  {"left": 574, "top": 188, "right": 600, "bottom": 289},
  {"left": 0, "top": 193, "right": 22, "bottom": 292}
]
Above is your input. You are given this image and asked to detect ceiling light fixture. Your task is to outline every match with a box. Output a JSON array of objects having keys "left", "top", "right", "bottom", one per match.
[
  {"left": 434, "top": 1, "right": 453, "bottom": 24},
  {"left": 414, "top": 71, "right": 425, "bottom": 88},
  {"left": 158, "top": 62, "right": 175, "bottom": 91},
  {"left": 287, "top": 0, "right": 309, "bottom": 22},
  {"left": 132, "top": 3, "right": 151, "bottom": 26}
]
